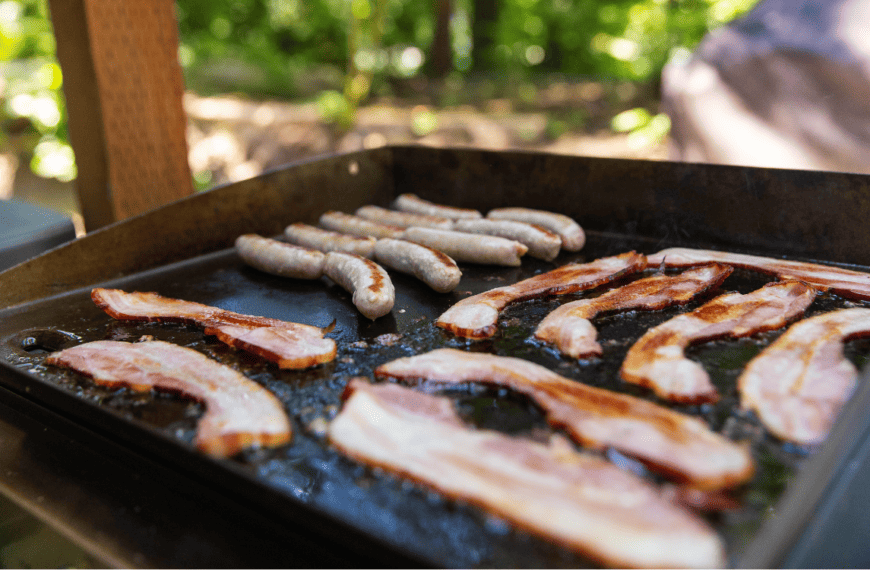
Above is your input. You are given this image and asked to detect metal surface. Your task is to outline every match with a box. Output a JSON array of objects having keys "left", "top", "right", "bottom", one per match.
[{"left": 1, "top": 146, "right": 870, "bottom": 566}]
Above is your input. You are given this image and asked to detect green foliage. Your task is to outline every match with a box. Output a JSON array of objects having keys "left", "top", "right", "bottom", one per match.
[
  {"left": 1, "top": 0, "right": 760, "bottom": 182},
  {"left": 0, "top": 0, "right": 74, "bottom": 181}
]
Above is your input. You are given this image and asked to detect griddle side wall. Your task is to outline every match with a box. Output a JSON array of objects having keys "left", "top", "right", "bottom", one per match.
[
  {"left": 0, "top": 148, "right": 394, "bottom": 309},
  {"left": 390, "top": 146, "right": 870, "bottom": 265}
]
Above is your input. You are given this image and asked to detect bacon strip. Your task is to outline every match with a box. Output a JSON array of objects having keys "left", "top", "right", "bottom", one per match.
[
  {"left": 738, "top": 308, "right": 870, "bottom": 445},
  {"left": 648, "top": 247, "right": 870, "bottom": 300},
  {"left": 436, "top": 252, "right": 646, "bottom": 339},
  {"left": 535, "top": 265, "right": 733, "bottom": 358},
  {"left": 46, "top": 340, "right": 292, "bottom": 457},
  {"left": 375, "top": 349, "right": 754, "bottom": 490},
  {"left": 329, "top": 379, "right": 725, "bottom": 569},
  {"left": 621, "top": 281, "right": 817, "bottom": 404},
  {"left": 91, "top": 288, "right": 336, "bottom": 369}
]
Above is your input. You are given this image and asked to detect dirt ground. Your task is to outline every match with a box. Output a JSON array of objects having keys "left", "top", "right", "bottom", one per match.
[{"left": 10, "top": 91, "right": 669, "bottom": 234}]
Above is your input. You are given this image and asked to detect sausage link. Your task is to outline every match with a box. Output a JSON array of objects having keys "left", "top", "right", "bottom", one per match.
[
  {"left": 401, "top": 227, "right": 527, "bottom": 266},
  {"left": 284, "top": 223, "right": 377, "bottom": 258},
  {"left": 235, "top": 234, "right": 325, "bottom": 279},
  {"left": 323, "top": 252, "right": 395, "bottom": 319},
  {"left": 487, "top": 207, "right": 585, "bottom": 251},
  {"left": 374, "top": 238, "right": 462, "bottom": 293},
  {"left": 356, "top": 205, "right": 454, "bottom": 230},
  {"left": 392, "top": 193, "right": 482, "bottom": 220},
  {"left": 319, "top": 211, "right": 404, "bottom": 239},
  {"left": 453, "top": 218, "right": 561, "bottom": 261}
]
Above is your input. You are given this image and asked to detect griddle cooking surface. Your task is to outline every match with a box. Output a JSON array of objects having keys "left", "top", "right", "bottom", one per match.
[{"left": 2, "top": 231, "right": 868, "bottom": 567}]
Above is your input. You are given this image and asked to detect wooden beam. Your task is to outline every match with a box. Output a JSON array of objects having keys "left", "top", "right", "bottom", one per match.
[{"left": 48, "top": 0, "right": 193, "bottom": 231}]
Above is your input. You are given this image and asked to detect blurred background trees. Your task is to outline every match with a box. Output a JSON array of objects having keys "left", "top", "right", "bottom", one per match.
[{"left": 1, "top": 0, "right": 759, "bottom": 185}]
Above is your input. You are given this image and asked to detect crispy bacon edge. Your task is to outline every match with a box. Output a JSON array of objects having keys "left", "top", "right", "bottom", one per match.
[
  {"left": 436, "top": 251, "right": 647, "bottom": 339},
  {"left": 46, "top": 340, "right": 292, "bottom": 458},
  {"left": 534, "top": 264, "right": 733, "bottom": 358},
  {"left": 91, "top": 288, "right": 337, "bottom": 369},
  {"left": 329, "top": 378, "right": 726, "bottom": 569},
  {"left": 375, "top": 348, "right": 755, "bottom": 490}
]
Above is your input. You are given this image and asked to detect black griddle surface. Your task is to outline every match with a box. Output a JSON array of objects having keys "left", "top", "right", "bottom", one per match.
[{"left": 2, "top": 231, "right": 869, "bottom": 568}]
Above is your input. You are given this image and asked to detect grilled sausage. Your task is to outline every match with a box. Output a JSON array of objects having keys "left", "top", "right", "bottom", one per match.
[
  {"left": 453, "top": 218, "right": 561, "bottom": 261},
  {"left": 373, "top": 238, "right": 462, "bottom": 293},
  {"left": 284, "top": 223, "right": 377, "bottom": 258},
  {"left": 319, "top": 210, "right": 404, "bottom": 239},
  {"left": 392, "top": 193, "right": 482, "bottom": 220},
  {"left": 401, "top": 227, "right": 528, "bottom": 266},
  {"left": 323, "top": 251, "right": 395, "bottom": 319},
  {"left": 355, "top": 205, "right": 454, "bottom": 230},
  {"left": 487, "top": 207, "right": 585, "bottom": 251},
  {"left": 235, "top": 234, "right": 325, "bottom": 279}
]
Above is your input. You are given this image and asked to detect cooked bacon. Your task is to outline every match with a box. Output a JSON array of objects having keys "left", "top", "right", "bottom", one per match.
[
  {"left": 621, "top": 281, "right": 817, "bottom": 404},
  {"left": 535, "top": 265, "right": 733, "bottom": 358},
  {"left": 647, "top": 247, "right": 870, "bottom": 300},
  {"left": 46, "top": 340, "right": 292, "bottom": 457},
  {"left": 436, "top": 252, "right": 646, "bottom": 339},
  {"left": 91, "top": 288, "right": 336, "bottom": 369},
  {"left": 375, "top": 349, "right": 754, "bottom": 490},
  {"left": 738, "top": 308, "right": 870, "bottom": 445},
  {"left": 329, "top": 379, "right": 725, "bottom": 569}
]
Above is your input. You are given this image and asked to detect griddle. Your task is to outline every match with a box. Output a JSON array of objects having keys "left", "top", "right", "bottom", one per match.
[{"left": 1, "top": 146, "right": 870, "bottom": 567}]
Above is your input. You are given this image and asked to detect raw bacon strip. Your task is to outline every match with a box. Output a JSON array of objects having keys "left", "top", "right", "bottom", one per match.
[
  {"left": 329, "top": 379, "right": 725, "bottom": 569},
  {"left": 535, "top": 265, "right": 733, "bottom": 358},
  {"left": 621, "top": 281, "right": 817, "bottom": 404},
  {"left": 648, "top": 247, "right": 870, "bottom": 300},
  {"left": 91, "top": 288, "right": 336, "bottom": 369},
  {"left": 375, "top": 349, "right": 754, "bottom": 490},
  {"left": 436, "top": 252, "right": 646, "bottom": 339},
  {"left": 738, "top": 308, "right": 870, "bottom": 445},
  {"left": 46, "top": 340, "right": 291, "bottom": 458}
]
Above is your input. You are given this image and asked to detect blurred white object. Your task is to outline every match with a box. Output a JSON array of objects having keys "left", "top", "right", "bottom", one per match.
[{"left": 662, "top": 0, "right": 870, "bottom": 173}]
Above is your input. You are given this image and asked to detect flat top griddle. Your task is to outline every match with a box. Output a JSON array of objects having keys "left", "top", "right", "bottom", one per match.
[
  {"left": 2, "top": 229, "right": 867, "bottom": 568},
  {"left": 2, "top": 146, "right": 870, "bottom": 567}
]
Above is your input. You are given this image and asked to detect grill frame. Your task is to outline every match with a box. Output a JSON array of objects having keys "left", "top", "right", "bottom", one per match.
[{"left": 1, "top": 145, "right": 870, "bottom": 567}]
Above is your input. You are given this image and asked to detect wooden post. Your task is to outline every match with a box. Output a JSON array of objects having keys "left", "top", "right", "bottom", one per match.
[{"left": 48, "top": 0, "right": 193, "bottom": 231}]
